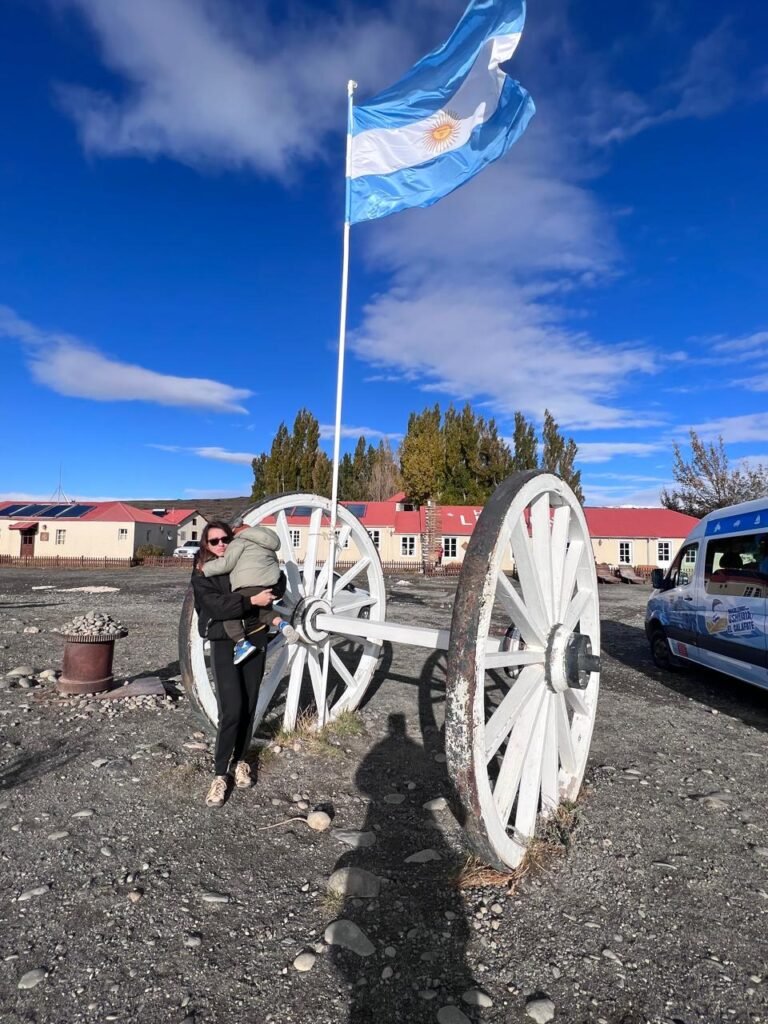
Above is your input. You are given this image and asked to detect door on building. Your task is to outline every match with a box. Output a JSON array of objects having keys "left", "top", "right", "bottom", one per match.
[{"left": 20, "top": 529, "right": 35, "bottom": 557}]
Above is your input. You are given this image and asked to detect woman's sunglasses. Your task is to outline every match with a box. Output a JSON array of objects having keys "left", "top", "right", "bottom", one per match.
[{"left": 208, "top": 537, "right": 230, "bottom": 546}]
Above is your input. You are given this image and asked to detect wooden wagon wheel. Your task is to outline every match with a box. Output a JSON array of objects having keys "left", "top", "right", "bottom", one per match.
[
  {"left": 179, "top": 493, "right": 387, "bottom": 735},
  {"left": 445, "top": 471, "right": 600, "bottom": 871}
]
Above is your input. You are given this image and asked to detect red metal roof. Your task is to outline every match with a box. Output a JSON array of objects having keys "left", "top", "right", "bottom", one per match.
[
  {"left": 583, "top": 507, "right": 699, "bottom": 539},
  {"left": 9, "top": 521, "right": 38, "bottom": 530}
]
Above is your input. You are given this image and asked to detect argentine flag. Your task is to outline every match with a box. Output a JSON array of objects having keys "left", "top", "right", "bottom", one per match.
[{"left": 348, "top": 0, "right": 535, "bottom": 224}]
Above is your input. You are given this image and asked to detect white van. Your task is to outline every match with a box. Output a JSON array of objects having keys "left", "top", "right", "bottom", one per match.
[{"left": 645, "top": 496, "right": 768, "bottom": 689}]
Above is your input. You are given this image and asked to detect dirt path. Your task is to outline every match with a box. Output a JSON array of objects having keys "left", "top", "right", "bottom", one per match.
[{"left": 0, "top": 568, "right": 767, "bottom": 1024}]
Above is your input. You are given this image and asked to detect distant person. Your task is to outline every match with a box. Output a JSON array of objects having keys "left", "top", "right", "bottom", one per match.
[
  {"left": 203, "top": 523, "right": 298, "bottom": 664},
  {"left": 191, "top": 520, "right": 278, "bottom": 808}
]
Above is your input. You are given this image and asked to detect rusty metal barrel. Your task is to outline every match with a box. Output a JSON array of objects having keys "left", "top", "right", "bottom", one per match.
[{"left": 56, "top": 630, "right": 128, "bottom": 695}]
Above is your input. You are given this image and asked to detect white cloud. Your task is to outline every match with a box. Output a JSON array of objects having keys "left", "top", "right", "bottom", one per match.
[
  {"left": 576, "top": 442, "right": 664, "bottom": 464},
  {"left": 55, "top": 0, "right": 418, "bottom": 173},
  {"left": 318, "top": 424, "right": 403, "bottom": 442},
  {"left": 0, "top": 305, "right": 251, "bottom": 413},
  {"left": 351, "top": 278, "right": 657, "bottom": 430},
  {"left": 583, "top": 481, "right": 670, "bottom": 508},
  {"left": 148, "top": 444, "right": 255, "bottom": 464},
  {"left": 689, "top": 413, "right": 768, "bottom": 445}
]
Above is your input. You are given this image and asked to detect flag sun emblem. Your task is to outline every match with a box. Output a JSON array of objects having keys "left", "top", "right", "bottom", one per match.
[{"left": 423, "top": 110, "right": 461, "bottom": 154}]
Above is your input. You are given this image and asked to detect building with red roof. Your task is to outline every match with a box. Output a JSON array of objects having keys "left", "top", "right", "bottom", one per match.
[{"left": 0, "top": 500, "right": 204, "bottom": 560}]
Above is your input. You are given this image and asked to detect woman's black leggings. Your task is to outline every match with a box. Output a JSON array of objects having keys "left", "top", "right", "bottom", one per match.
[{"left": 209, "top": 639, "right": 266, "bottom": 776}]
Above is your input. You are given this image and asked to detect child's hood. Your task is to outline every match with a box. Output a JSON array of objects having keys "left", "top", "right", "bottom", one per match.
[{"left": 238, "top": 526, "right": 281, "bottom": 552}]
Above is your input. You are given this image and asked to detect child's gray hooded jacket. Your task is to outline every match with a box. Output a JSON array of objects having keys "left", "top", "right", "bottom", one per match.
[{"left": 202, "top": 526, "right": 281, "bottom": 591}]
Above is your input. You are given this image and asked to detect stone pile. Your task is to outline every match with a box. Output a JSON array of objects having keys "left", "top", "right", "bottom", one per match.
[{"left": 55, "top": 610, "right": 127, "bottom": 638}]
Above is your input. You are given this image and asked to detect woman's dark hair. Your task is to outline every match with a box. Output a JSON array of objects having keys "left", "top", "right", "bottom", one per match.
[{"left": 194, "top": 520, "right": 234, "bottom": 572}]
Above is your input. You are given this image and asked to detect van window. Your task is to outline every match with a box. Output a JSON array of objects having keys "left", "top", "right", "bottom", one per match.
[
  {"left": 668, "top": 543, "right": 698, "bottom": 588},
  {"left": 705, "top": 533, "right": 768, "bottom": 597}
]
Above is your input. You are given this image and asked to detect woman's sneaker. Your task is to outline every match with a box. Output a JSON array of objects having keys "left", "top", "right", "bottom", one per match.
[
  {"left": 233, "top": 761, "right": 252, "bottom": 789},
  {"left": 205, "top": 775, "right": 229, "bottom": 808},
  {"left": 233, "top": 638, "right": 256, "bottom": 664}
]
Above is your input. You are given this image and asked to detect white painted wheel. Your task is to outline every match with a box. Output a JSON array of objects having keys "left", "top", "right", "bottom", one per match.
[
  {"left": 180, "top": 493, "right": 386, "bottom": 735},
  {"left": 446, "top": 471, "right": 600, "bottom": 871}
]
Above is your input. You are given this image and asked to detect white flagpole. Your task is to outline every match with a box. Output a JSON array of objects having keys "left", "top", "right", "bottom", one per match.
[{"left": 319, "top": 78, "right": 356, "bottom": 728}]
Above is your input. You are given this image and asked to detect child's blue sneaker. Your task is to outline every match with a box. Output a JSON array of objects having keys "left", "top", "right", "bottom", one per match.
[
  {"left": 278, "top": 621, "right": 299, "bottom": 644},
  {"left": 233, "top": 638, "right": 256, "bottom": 665}
]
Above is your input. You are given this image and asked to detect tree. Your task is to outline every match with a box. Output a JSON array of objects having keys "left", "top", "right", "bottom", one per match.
[
  {"left": 368, "top": 440, "right": 402, "bottom": 501},
  {"left": 400, "top": 405, "right": 443, "bottom": 505},
  {"left": 661, "top": 430, "right": 768, "bottom": 518},
  {"left": 511, "top": 412, "right": 538, "bottom": 472},
  {"left": 541, "top": 409, "right": 583, "bottom": 503},
  {"left": 250, "top": 410, "right": 330, "bottom": 499}
]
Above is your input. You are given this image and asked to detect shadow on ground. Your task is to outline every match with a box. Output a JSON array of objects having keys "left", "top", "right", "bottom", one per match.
[
  {"left": 330, "top": 712, "right": 477, "bottom": 1023},
  {"left": 0, "top": 737, "right": 87, "bottom": 792}
]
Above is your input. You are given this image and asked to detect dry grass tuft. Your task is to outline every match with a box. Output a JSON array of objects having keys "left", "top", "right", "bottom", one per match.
[
  {"left": 262, "top": 708, "right": 365, "bottom": 758},
  {"left": 324, "top": 709, "right": 366, "bottom": 739},
  {"left": 453, "top": 800, "right": 582, "bottom": 891}
]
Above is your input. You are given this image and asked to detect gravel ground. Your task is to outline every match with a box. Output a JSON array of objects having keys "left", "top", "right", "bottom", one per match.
[{"left": 1, "top": 567, "right": 767, "bottom": 1024}]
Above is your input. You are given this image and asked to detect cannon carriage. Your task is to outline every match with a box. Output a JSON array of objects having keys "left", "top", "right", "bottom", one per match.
[{"left": 179, "top": 469, "right": 600, "bottom": 871}]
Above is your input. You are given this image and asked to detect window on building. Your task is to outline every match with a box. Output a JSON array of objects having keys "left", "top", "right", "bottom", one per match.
[
  {"left": 443, "top": 537, "right": 458, "bottom": 559},
  {"left": 657, "top": 541, "right": 670, "bottom": 563},
  {"left": 146, "top": 530, "right": 151, "bottom": 541},
  {"left": 191, "top": 517, "right": 197, "bottom": 526},
  {"left": 289, "top": 529, "right": 301, "bottom": 548},
  {"left": 55, "top": 529, "right": 66, "bottom": 545},
  {"left": 618, "top": 541, "right": 632, "bottom": 564},
  {"left": 367, "top": 529, "right": 380, "bottom": 550},
  {"left": 334, "top": 529, "right": 350, "bottom": 550},
  {"left": 191, "top": 531, "right": 198, "bottom": 541},
  {"left": 401, "top": 536, "right": 416, "bottom": 556},
  {"left": 118, "top": 528, "right": 128, "bottom": 541}
]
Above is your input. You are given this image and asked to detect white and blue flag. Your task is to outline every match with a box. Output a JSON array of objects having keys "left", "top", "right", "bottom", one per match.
[{"left": 348, "top": 0, "right": 535, "bottom": 224}]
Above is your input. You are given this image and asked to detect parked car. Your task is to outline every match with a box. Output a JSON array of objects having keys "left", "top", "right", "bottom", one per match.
[
  {"left": 174, "top": 541, "right": 200, "bottom": 559},
  {"left": 646, "top": 496, "right": 768, "bottom": 689}
]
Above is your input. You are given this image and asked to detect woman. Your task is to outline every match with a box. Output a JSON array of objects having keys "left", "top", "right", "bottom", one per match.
[{"left": 191, "top": 520, "right": 276, "bottom": 808}]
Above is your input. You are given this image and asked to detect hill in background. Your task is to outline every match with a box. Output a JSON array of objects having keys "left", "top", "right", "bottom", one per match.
[{"left": 129, "top": 497, "right": 253, "bottom": 524}]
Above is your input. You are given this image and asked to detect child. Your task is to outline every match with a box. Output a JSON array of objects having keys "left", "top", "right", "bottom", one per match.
[{"left": 203, "top": 524, "right": 298, "bottom": 664}]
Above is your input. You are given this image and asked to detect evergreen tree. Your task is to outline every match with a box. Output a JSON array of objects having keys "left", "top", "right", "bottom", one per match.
[
  {"left": 250, "top": 453, "right": 269, "bottom": 501},
  {"left": 477, "top": 416, "right": 513, "bottom": 494},
  {"left": 400, "top": 405, "right": 443, "bottom": 505},
  {"left": 541, "top": 409, "right": 583, "bottom": 502},
  {"left": 511, "top": 412, "right": 538, "bottom": 472}
]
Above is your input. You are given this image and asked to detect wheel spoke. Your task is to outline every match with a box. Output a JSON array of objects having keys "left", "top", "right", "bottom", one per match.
[
  {"left": 275, "top": 511, "right": 304, "bottom": 597},
  {"left": 539, "top": 695, "right": 559, "bottom": 817},
  {"left": 557, "top": 538, "right": 583, "bottom": 623},
  {"left": 306, "top": 646, "right": 329, "bottom": 721},
  {"left": 484, "top": 665, "right": 542, "bottom": 762},
  {"left": 483, "top": 649, "right": 545, "bottom": 671},
  {"left": 514, "top": 691, "right": 551, "bottom": 840},
  {"left": 494, "top": 572, "right": 546, "bottom": 647},
  {"left": 332, "top": 593, "right": 377, "bottom": 616},
  {"left": 530, "top": 492, "right": 554, "bottom": 624},
  {"left": 554, "top": 691, "right": 576, "bottom": 774},
  {"left": 550, "top": 504, "right": 571, "bottom": 617},
  {"left": 493, "top": 687, "right": 546, "bottom": 826},
  {"left": 561, "top": 588, "right": 591, "bottom": 634},
  {"left": 564, "top": 687, "right": 589, "bottom": 718},
  {"left": 303, "top": 507, "right": 324, "bottom": 595},
  {"left": 283, "top": 645, "right": 308, "bottom": 729},
  {"left": 511, "top": 519, "right": 549, "bottom": 634},
  {"left": 253, "top": 644, "right": 292, "bottom": 722},
  {"left": 329, "top": 645, "right": 359, "bottom": 694},
  {"left": 334, "top": 557, "right": 371, "bottom": 595}
]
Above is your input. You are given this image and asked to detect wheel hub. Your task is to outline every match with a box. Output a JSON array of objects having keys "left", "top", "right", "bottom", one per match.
[
  {"left": 291, "top": 596, "right": 332, "bottom": 644},
  {"left": 545, "top": 625, "right": 600, "bottom": 692}
]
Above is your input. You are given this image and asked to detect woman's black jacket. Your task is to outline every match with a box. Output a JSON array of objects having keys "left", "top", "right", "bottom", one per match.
[{"left": 190, "top": 569, "right": 255, "bottom": 641}]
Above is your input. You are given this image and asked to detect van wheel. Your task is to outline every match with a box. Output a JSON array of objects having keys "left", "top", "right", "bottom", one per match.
[{"left": 650, "top": 626, "right": 681, "bottom": 672}]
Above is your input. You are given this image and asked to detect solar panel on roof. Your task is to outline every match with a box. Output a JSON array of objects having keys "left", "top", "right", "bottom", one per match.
[
  {"left": 55, "top": 504, "right": 96, "bottom": 518},
  {"left": 39, "top": 504, "right": 71, "bottom": 518},
  {"left": 11, "top": 503, "right": 50, "bottom": 517},
  {"left": 0, "top": 503, "right": 28, "bottom": 517},
  {"left": 344, "top": 503, "right": 367, "bottom": 519}
]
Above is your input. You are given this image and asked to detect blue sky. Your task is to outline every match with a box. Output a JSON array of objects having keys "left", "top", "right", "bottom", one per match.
[{"left": 2, "top": 0, "right": 768, "bottom": 507}]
